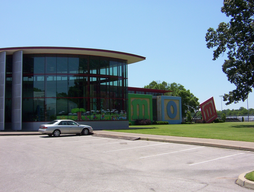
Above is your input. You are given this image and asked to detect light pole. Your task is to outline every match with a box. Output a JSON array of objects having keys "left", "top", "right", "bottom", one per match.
[
  {"left": 247, "top": 97, "right": 249, "bottom": 122},
  {"left": 219, "top": 95, "right": 223, "bottom": 111}
]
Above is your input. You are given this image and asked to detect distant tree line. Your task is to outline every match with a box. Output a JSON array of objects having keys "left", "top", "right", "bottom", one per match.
[{"left": 217, "top": 107, "right": 254, "bottom": 117}]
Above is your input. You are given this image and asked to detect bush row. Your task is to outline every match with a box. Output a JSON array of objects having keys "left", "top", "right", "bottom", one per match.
[{"left": 130, "top": 119, "right": 169, "bottom": 125}]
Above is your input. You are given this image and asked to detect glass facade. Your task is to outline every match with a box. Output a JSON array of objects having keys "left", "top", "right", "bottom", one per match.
[{"left": 6, "top": 54, "right": 128, "bottom": 122}]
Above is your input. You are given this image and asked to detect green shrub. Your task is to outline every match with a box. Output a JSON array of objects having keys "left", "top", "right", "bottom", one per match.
[
  {"left": 222, "top": 113, "right": 226, "bottom": 122},
  {"left": 69, "top": 116, "right": 78, "bottom": 120},
  {"left": 213, "top": 119, "right": 219, "bottom": 123},
  {"left": 153, "top": 121, "right": 169, "bottom": 124},
  {"left": 213, "top": 119, "right": 224, "bottom": 123},
  {"left": 71, "top": 108, "right": 86, "bottom": 113}
]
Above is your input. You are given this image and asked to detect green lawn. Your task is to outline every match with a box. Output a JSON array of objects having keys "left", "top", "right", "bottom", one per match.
[{"left": 108, "top": 122, "right": 254, "bottom": 142}]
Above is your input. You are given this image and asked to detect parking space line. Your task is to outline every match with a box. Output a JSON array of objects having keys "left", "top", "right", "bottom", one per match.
[
  {"left": 83, "top": 137, "right": 111, "bottom": 141},
  {"left": 189, "top": 152, "right": 245, "bottom": 166},
  {"left": 104, "top": 142, "right": 169, "bottom": 153},
  {"left": 139, "top": 146, "right": 204, "bottom": 159}
]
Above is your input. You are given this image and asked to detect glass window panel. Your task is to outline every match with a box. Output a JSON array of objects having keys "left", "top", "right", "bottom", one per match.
[
  {"left": 57, "top": 76, "right": 68, "bottom": 97},
  {"left": 124, "top": 78, "right": 128, "bottom": 88},
  {"left": 5, "top": 77, "right": 12, "bottom": 99},
  {"left": 23, "top": 56, "right": 34, "bottom": 74},
  {"left": 79, "top": 57, "right": 88, "bottom": 74},
  {"left": 100, "top": 59, "right": 109, "bottom": 75},
  {"left": 34, "top": 98, "right": 45, "bottom": 121},
  {"left": 46, "top": 57, "right": 56, "bottom": 73},
  {"left": 5, "top": 98, "right": 11, "bottom": 122},
  {"left": 56, "top": 98, "right": 68, "bottom": 116},
  {"left": 6, "top": 55, "right": 12, "bottom": 75},
  {"left": 90, "top": 58, "right": 100, "bottom": 74},
  {"left": 109, "top": 61, "right": 118, "bottom": 76},
  {"left": 57, "top": 57, "right": 68, "bottom": 73},
  {"left": 100, "top": 78, "right": 107, "bottom": 96},
  {"left": 68, "top": 76, "right": 80, "bottom": 109},
  {"left": 114, "top": 65, "right": 118, "bottom": 76},
  {"left": 22, "top": 98, "right": 33, "bottom": 121},
  {"left": 123, "top": 62, "right": 127, "bottom": 78},
  {"left": 118, "top": 79, "right": 123, "bottom": 97},
  {"left": 100, "top": 77, "right": 107, "bottom": 85},
  {"left": 34, "top": 57, "right": 45, "bottom": 74},
  {"left": 34, "top": 76, "right": 45, "bottom": 97},
  {"left": 100, "top": 68, "right": 106, "bottom": 75},
  {"left": 46, "top": 98, "right": 56, "bottom": 121},
  {"left": 69, "top": 98, "right": 78, "bottom": 115},
  {"left": 69, "top": 57, "right": 79, "bottom": 73},
  {"left": 23, "top": 76, "right": 34, "bottom": 98},
  {"left": 90, "top": 98, "right": 97, "bottom": 113},
  {"left": 79, "top": 97, "right": 88, "bottom": 113},
  {"left": 79, "top": 76, "right": 88, "bottom": 97},
  {"left": 89, "top": 77, "right": 96, "bottom": 97},
  {"left": 119, "top": 63, "right": 122, "bottom": 77},
  {"left": 110, "top": 66, "right": 113, "bottom": 76},
  {"left": 46, "top": 76, "right": 56, "bottom": 97}
]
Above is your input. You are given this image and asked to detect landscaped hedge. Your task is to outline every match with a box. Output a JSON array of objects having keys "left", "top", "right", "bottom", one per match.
[
  {"left": 213, "top": 119, "right": 224, "bottom": 123},
  {"left": 153, "top": 121, "right": 169, "bottom": 124}
]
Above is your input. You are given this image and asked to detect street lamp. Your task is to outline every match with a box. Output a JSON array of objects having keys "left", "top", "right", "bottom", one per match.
[
  {"left": 247, "top": 97, "right": 249, "bottom": 122},
  {"left": 219, "top": 95, "right": 223, "bottom": 111}
]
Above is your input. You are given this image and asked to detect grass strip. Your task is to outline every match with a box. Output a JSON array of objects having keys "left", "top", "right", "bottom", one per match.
[{"left": 108, "top": 122, "right": 254, "bottom": 142}]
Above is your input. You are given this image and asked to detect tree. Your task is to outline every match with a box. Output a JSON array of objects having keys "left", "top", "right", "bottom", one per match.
[
  {"left": 144, "top": 81, "right": 200, "bottom": 117},
  {"left": 186, "top": 111, "right": 192, "bottom": 123},
  {"left": 144, "top": 80, "right": 169, "bottom": 90},
  {"left": 205, "top": 0, "right": 254, "bottom": 105},
  {"left": 222, "top": 113, "right": 226, "bottom": 122}
]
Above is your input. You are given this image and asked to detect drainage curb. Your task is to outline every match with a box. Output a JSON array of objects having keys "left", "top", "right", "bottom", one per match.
[
  {"left": 93, "top": 133, "right": 140, "bottom": 141},
  {"left": 236, "top": 171, "right": 254, "bottom": 190}
]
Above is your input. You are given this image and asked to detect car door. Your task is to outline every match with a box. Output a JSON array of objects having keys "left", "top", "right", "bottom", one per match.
[
  {"left": 58, "top": 121, "right": 70, "bottom": 134},
  {"left": 67, "top": 121, "right": 80, "bottom": 134}
]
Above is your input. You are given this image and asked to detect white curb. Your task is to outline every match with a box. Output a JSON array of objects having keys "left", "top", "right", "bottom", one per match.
[{"left": 236, "top": 171, "right": 254, "bottom": 190}]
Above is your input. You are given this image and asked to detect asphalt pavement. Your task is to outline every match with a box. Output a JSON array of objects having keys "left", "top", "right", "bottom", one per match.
[{"left": 1, "top": 130, "right": 254, "bottom": 190}]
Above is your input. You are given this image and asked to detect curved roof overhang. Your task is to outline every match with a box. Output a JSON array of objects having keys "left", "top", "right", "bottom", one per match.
[{"left": 0, "top": 46, "right": 145, "bottom": 64}]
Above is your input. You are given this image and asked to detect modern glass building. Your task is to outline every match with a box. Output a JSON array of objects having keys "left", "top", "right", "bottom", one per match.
[{"left": 0, "top": 47, "right": 145, "bottom": 131}]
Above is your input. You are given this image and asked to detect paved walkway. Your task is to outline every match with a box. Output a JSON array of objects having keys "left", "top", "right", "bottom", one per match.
[{"left": 1, "top": 130, "right": 254, "bottom": 189}]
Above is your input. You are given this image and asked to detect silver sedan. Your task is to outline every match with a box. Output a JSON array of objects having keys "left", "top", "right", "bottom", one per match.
[{"left": 38, "top": 119, "right": 93, "bottom": 137}]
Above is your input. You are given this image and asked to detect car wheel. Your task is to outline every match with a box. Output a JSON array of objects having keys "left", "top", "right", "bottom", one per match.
[
  {"left": 53, "top": 130, "right": 61, "bottom": 137},
  {"left": 82, "top": 128, "right": 89, "bottom": 135}
]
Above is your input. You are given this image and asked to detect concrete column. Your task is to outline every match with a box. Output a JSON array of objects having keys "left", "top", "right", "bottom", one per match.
[
  {"left": 0, "top": 52, "right": 6, "bottom": 130},
  {"left": 12, "top": 51, "right": 23, "bottom": 130}
]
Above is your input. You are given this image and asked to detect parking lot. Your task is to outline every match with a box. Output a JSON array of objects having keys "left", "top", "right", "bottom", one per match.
[{"left": 0, "top": 135, "right": 254, "bottom": 192}]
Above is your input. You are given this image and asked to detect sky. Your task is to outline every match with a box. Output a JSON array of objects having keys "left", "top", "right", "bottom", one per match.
[{"left": 0, "top": 0, "right": 253, "bottom": 111}]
